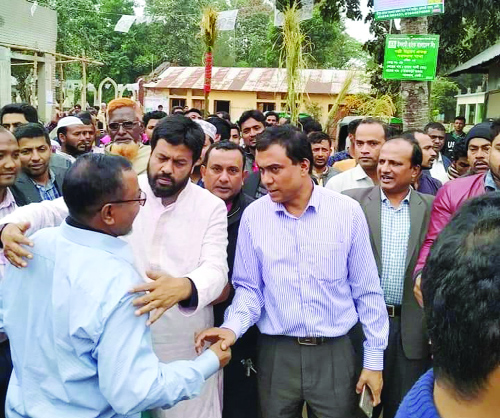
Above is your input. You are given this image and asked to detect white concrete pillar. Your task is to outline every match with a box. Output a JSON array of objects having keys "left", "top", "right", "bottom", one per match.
[
  {"left": 37, "top": 53, "right": 55, "bottom": 123},
  {"left": 0, "top": 47, "right": 12, "bottom": 108}
]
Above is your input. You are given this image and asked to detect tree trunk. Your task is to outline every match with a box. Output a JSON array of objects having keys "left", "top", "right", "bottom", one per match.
[{"left": 400, "top": 17, "right": 429, "bottom": 130}]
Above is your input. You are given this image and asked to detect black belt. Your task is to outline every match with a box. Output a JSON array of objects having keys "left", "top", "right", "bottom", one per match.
[
  {"left": 386, "top": 304, "right": 402, "bottom": 318},
  {"left": 296, "top": 336, "right": 341, "bottom": 346}
]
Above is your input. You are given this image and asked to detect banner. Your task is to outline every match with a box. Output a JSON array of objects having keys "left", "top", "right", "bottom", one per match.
[
  {"left": 204, "top": 52, "right": 213, "bottom": 94},
  {"left": 374, "top": 0, "right": 444, "bottom": 21},
  {"left": 217, "top": 9, "right": 238, "bottom": 31},
  {"left": 383, "top": 34, "right": 440, "bottom": 81},
  {"left": 114, "top": 15, "right": 137, "bottom": 33}
]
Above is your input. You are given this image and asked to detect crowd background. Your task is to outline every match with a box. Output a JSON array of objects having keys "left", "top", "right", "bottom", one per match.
[{"left": 0, "top": 98, "right": 499, "bottom": 418}]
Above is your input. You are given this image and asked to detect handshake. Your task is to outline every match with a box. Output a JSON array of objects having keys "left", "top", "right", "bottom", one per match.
[{"left": 195, "top": 327, "right": 237, "bottom": 368}]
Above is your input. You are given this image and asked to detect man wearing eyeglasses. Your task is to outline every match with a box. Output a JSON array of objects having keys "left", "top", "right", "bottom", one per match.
[
  {"left": 0, "top": 153, "right": 231, "bottom": 417},
  {"left": 105, "top": 98, "right": 152, "bottom": 175},
  {"left": 0, "top": 115, "right": 229, "bottom": 418}
]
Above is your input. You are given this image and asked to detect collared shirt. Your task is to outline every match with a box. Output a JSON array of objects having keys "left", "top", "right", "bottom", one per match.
[
  {"left": 222, "top": 186, "right": 389, "bottom": 370},
  {"left": 484, "top": 170, "right": 500, "bottom": 192},
  {"left": 0, "top": 178, "right": 229, "bottom": 418},
  {"left": 311, "top": 166, "right": 339, "bottom": 187},
  {"left": 417, "top": 170, "right": 442, "bottom": 196},
  {"left": 0, "top": 221, "right": 219, "bottom": 418},
  {"left": 380, "top": 189, "right": 411, "bottom": 305},
  {"left": 325, "top": 164, "right": 374, "bottom": 193},
  {"left": 429, "top": 153, "right": 449, "bottom": 184},
  {"left": 31, "top": 171, "right": 61, "bottom": 201}
]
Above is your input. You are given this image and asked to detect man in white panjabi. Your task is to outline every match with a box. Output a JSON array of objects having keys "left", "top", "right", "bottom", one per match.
[{"left": 0, "top": 116, "right": 228, "bottom": 418}]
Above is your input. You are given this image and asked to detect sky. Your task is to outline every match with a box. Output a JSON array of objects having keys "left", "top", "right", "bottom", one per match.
[{"left": 133, "top": 0, "right": 374, "bottom": 43}]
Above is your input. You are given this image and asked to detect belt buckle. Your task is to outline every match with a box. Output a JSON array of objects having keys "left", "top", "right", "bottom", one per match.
[
  {"left": 298, "top": 337, "right": 319, "bottom": 346},
  {"left": 387, "top": 305, "right": 395, "bottom": 318}
]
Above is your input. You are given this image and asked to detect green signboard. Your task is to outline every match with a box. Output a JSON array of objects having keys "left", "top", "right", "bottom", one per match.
[
  {"left": 383, "top": 34, "right": 439, "bottom": 81},
  {"left": 374, "top": 0, "right": 444, "bottom": 21}
]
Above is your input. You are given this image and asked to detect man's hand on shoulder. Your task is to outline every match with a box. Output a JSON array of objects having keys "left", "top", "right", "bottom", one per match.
[
  {"left": 195, "top": 327, "right": 236, "bottom": 354},
  {"left": 2, "top": 222, "right": 33, "bottom": 268},
  {"left": 129, "top": 270, "right": 192, "bottom": 325}
]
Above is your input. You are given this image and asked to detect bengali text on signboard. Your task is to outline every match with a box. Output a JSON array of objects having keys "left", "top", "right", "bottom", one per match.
[
  {"left": 383, "top": 34, "right": 440, "bottom": 81},
  {"left": 374, "top": 0, "right": 444, "bottom": 20}
]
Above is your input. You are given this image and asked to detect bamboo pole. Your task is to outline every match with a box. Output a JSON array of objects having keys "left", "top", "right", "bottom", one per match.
[
  {"left": 0, "top": 42, "right": 103, "bottom": 65},
  {"left": 59, "top": 63, "right": 64, "bottom": 108},
  {"left": 81, "top": 60, "right": 87, "bottom": 107},
  {"left": 32, "top": 53, "right": 38, "bottom": 107},
  {"left": 200, "top": 7, "right": 218, "bottom": 117}
]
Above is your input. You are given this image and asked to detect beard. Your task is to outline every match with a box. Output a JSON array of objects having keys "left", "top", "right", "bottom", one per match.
[
  {"left": 109, "top": 141, "right": 140, "bottom": 162},
  {"left": 65, "top": 142, "right": 91, "bottom": 158},
  {"left": 147, "top": 162, "right": 191, "bottom": 198}
]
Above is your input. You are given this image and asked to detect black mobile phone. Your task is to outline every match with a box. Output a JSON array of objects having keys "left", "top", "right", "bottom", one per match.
[{"left": 359, "top": 385, "right": 374, "bottom": 418}]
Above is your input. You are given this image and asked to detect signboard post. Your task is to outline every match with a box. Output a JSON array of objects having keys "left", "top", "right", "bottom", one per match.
[
  {"left": 374, "top": 0, "right": 444, "bottom": 21},
  {"left": 383, "top": 34, "right": 439, "bottom": 81}
]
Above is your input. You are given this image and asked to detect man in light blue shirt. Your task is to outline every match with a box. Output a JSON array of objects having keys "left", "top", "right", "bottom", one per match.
[
  {"left": 196, "top": 126, "right": 388, "bottom": 418},
  {"left": 0, "top": 153, "right": 229, "bottom": 418}
]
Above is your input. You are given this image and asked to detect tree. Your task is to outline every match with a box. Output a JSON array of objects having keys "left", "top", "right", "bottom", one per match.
[
  {"left": 430, "top": 77, "right": 460, "bottom": 122},
  {"left": 400, "top": 17, "right": 429, "bottom": 130}
]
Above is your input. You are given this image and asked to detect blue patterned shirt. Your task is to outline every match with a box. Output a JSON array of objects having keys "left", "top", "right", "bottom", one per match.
[
  {"left": 380, "top": 189, "right": 411, "bottom": 305},
  {"left": 484, "top": 170, "right": 500, "bottom": 192},
  {"left": 31, "top": 171, "right": 61, "bottom": 201},
  {"left": 223, "top": 185, "right": 389, "bottom": 370}
]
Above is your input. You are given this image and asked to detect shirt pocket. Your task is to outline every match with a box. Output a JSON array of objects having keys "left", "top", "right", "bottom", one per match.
[{"left": 303, "top": 242, "right": 346, "bottom": 282}]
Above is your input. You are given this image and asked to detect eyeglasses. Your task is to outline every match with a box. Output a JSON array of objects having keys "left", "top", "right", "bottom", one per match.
[
  {"left": 108, "top": 121, "right": 140, "bottom": 131},
  {"left": 106, "top": 190, "right": 147, "bottom": 207}
]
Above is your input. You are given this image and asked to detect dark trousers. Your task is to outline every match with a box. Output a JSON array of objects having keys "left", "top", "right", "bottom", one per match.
[
  {"left": 0, "top": 341, "right": 12, "bottom": 418},
  {"left": 373, "top": 317, "right": 431, "bottom": 418},
  {"left": 222, "top": 327, "right": 260, "bottom": 418},
  {"left": 257, "top": 334, "right": 363, "bottom": 418}
]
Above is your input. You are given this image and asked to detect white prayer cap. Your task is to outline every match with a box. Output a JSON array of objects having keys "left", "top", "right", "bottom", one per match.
[
  {"left": 194, "top": 119, "right": 217, "bottom": 141},
  {"left": 56, "top": 116, "right": 84, "bottom": 130}
]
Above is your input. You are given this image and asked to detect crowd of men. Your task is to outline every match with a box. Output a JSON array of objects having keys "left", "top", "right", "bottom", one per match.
[{"left": 0, "top": 99, "right": 498, "bottom": 418}]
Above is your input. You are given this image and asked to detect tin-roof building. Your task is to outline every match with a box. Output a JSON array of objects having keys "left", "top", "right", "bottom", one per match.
[{"left": 144, "top": 66, "right": 371, "bottom": 125}]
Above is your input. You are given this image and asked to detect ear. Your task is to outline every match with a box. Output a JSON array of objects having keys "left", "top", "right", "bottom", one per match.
[
  {"left": 100, "top": 204, "right": 116, "bottom": 226},
  {"left": 200, "top": 165, "right": 207, "bottom": 179},
  {"left": 300, "top": 158, "right": 310, "bottom": 175},
  {"left": 243, "top": 170, "right": 249, "bottom": 182},
  {"left": 58, "top": 133, "right": 65, "bottom": 144},
  {"left": 411, "top": 165, "right": 421, "bottom": 182},
  {"left": 215, "top": 134, "right": 221, "bottom": 142}
]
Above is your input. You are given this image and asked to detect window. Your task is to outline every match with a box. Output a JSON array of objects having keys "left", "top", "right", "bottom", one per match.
[
  {"left": 468, "top": 104, "right": 476, "bottom": 125},
  {"left": 215, "top": 100, "right": 230, "bottom": 114},
  {"left": 192, "top": 99, "right": 205, "bottom": 111},
  {"left": 170, "top": 98, "right": 186, "bottom": 108},
  {"left": 257, "top": 102, "right": 276, "bottom": 112}
]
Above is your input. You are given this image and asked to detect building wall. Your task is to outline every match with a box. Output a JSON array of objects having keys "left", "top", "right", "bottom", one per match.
[
  {"left": 145, "top": 88, "right": 338, "bottom": 127},
  {"left": 0, "top": 0, "right": 57, "bottom": 52},
  {"left": 487, "top": 90, "right": 500, "bottom": 119}
]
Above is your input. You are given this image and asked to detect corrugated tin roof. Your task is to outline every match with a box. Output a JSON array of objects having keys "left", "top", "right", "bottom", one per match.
[
  {"left": 448, "top": 42, "right": 500, "bottom": 76},
  {"left": 145, "top": 67, "right": 371, "bottom": 95}
]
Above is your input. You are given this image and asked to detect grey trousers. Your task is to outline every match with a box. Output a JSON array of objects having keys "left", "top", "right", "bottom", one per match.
[
  {"left": 373, "top": 317, "right": 431, "bottom": 418},
  {"left": 257, "top": 334, "right": 364, "bottom": 418}
]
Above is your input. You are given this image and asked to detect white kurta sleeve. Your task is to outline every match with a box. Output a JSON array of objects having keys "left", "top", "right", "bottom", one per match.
[
  {"left": 181, "top": 199, "right": 228, "bottom": 316},
  {"left": 0, "top": 197, "right": 68, "bottom": 236}
]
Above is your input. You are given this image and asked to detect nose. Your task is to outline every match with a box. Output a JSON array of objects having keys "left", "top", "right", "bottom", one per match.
[
  {"left": 261, "top": 171, "right": 273, "bottom": 187},
  {"left": 219, "top": 170, "right": 229, "bottom": 183},
  {"left": 4, "top": 156, "right": 16, "bottom": 169},
  {"left": 32, "top": 150, "right": 40, "bottom": 161},
  {"left": 160, "top": 160, "right": 173, "bottom": 175}
]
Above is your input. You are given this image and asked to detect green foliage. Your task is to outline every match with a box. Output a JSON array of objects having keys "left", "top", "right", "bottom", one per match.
[{"left": 430, "top": 77, "right": 460, "bottom": 122}]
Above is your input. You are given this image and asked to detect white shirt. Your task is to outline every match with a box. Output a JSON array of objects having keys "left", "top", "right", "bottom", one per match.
[
  {"left": 0, "top": 177, "right": 229, "bottom": 418},
  {"left": 325, "top": 164, "right": 375, "bottom": 193},
  {"left": 429, "top": 153, "right": 449, "bottom": 184},
  {"left": 0, "top": 189, "right": 17, "bottom": 279}
]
